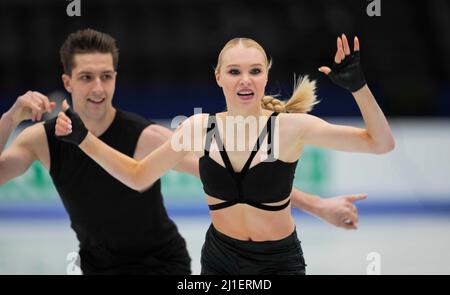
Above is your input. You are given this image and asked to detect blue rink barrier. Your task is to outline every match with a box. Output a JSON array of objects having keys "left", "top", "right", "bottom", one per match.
[{"left": 0, "top": 198, "right": 449, "bottom": 220}]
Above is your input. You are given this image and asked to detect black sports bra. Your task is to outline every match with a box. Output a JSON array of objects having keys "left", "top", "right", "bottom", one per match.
[{"left": 199, "top": 112, "right": 298, "bottom": 211}]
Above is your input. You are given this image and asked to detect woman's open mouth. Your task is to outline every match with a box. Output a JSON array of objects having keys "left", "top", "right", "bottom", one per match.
[{"left": 237, "top": 91, "right": 254, "bottom": 101}]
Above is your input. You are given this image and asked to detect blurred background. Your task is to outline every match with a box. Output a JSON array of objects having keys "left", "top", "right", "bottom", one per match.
[{"left": 0, "top": 0, "right": 449, "bottom": 274}]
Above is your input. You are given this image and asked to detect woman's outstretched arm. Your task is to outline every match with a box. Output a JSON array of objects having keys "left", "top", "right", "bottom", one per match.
[
  {"left": 79, "top": 133, "right": 188, "bottom": 191},
  {"left": 55, "top": 101, "right": 195, "bottom": 191}
]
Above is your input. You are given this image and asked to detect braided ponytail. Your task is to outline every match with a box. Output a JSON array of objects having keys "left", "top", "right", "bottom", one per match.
[{"left": 261, "top": 75, "right": 319, "bottom": 113}]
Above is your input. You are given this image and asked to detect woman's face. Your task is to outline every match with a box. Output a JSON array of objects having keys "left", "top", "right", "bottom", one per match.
[{"left": 216, "top": 45, "right": 268, "bottom": 112}]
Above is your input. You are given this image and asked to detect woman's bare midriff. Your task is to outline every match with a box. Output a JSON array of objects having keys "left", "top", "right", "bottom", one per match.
[{"left": 207, "top": 195, "right": 295, "bottom": 241}]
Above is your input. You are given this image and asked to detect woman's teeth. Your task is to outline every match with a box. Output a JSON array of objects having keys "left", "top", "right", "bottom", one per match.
[{"left": 237, "top": 92, "right": 254, "bottom": 100}]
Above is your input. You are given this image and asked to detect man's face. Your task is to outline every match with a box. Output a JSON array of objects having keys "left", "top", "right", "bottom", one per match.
[{"left": 62, "top": 52, "right": 116, "bottom": 120}]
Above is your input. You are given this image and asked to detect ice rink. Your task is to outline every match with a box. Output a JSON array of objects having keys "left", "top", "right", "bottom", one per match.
[{"left": 1, "top": 213, "right": 449, "bottom": 275}]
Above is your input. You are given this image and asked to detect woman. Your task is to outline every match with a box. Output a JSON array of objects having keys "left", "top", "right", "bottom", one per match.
[{"left": 55, "top": 34, "right": 395, "bottom": 274}]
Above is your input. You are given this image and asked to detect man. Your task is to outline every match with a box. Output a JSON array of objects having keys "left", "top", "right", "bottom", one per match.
[{"left": 0, "top": 29, "right": 366, "bottom": 274}]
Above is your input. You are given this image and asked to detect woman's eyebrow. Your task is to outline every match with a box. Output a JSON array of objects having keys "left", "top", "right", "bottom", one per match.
[{"left": 225, "top": 63, "right": 264, "bottom": 68}]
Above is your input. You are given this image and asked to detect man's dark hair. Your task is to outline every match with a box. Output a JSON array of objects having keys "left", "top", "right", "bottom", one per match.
[{"left": 59, "top": 28, "right": 119, "bottom": 75}]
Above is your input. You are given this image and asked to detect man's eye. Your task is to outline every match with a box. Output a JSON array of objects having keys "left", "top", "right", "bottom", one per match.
[
  {"left": 80, "top": 75, "right": 91, "bottom": 81},
  {"left": 102, "top": 75, "right": 112, "bottom": 80},
  {"left": 228, "top": 69, "right": 240, "bottom": 75}
]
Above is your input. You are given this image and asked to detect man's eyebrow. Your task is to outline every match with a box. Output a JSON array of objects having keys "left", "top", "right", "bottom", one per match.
[
  {"left": 76, "top": 70, "right": 115, "bottom": 76},
  {"left": 76, "top": 71, "right": 92, "bottom": 76}
]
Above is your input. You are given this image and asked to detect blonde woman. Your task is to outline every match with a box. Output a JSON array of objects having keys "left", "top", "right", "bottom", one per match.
[{"left": 55, "top": 34, "right": 394, "bottom": 274}]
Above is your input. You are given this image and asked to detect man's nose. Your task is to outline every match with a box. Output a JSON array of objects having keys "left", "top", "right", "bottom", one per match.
[{"left": 92, "top": 77, "right": 105, "bottom": 93}]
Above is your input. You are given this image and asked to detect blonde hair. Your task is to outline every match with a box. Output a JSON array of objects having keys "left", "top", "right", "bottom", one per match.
[
  {"left": 216, "top": 37, "right": 319, "bottom": 114},
  {"left": 262, "top": 75, "right": 319, "bottom": 113}
]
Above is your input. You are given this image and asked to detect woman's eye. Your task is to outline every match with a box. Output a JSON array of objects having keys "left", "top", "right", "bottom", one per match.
[
  {"left": 250, "top": 68, "right": 262, "bottom": 75},
  {"left": 228, "top": 69, "right": 240, "bottom": 75}
]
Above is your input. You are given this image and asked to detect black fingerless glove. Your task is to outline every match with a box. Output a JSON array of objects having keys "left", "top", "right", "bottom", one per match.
[
  {"left": 56, "top": 108, "right": 88, "bottom": 145},
  {"left": 329, "top": 51, "right": 366, "bottom": 93}
]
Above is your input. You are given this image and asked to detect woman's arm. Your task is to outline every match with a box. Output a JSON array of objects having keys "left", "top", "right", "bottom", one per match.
[
  {"left": 135, "top": 124, "right": 200, "bottom": 178},
  {"left": 295, "top": 34, "right": 394, "bottom": 154},
  {"left": 55, "top": 102, "right": 195, "bottom": 191},
  {"left": 352, "top": 85, "right": 395, "bottom": 152},
  {"left": 295, "top": 88, "right": 394, "bottom": 154},
  {"left": 79, "top": 132, "right": 189, "bottom": 191}
]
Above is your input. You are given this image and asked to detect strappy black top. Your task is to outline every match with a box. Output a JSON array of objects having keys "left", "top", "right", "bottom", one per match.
[{"left": 199, "top": 112, "right": 298, "bottom": 211}]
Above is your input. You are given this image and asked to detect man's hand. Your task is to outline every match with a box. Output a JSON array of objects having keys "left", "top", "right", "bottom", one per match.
[
  {"left": 316, "top": 194, "right": 367, "bottom": 230},
  {"left": 6, "top": 91, "right": 56, "bottom": 124}
]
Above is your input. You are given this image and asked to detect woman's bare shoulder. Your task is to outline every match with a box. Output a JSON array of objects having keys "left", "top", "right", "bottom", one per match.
[{"left": 278, "top": 112, "right": 322, "bottom": 139}]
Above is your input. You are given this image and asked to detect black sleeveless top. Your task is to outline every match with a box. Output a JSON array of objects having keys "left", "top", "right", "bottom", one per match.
[
  {"left": 44, "top": 110, "right": 181, "bottom": 257},
  {"left": 199, "top": 112, "right": 298, "bottom": 211}
]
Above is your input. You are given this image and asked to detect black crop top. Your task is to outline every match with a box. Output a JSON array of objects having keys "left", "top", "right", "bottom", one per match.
[{"left": 199, "top": 112, "right": 298, "bottom": 211}]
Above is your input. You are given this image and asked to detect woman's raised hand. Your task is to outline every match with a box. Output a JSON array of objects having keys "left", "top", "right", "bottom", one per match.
[{"left": 319, "top": 34, "right": 367, "bottom": 93}]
